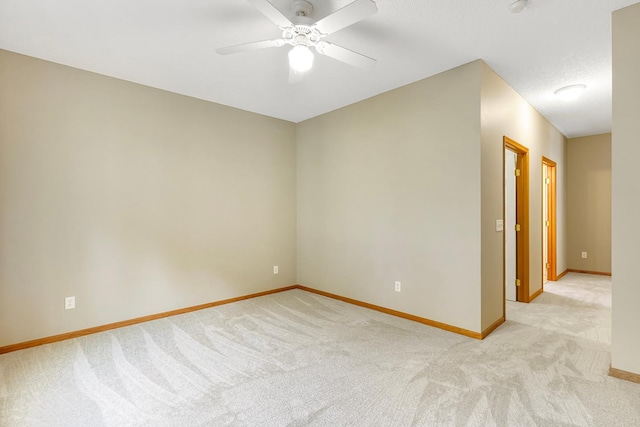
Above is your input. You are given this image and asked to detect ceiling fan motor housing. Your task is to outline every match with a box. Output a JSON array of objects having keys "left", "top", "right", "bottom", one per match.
[{"left": 283, "top": 24, "right": 322, "bottom": 47}]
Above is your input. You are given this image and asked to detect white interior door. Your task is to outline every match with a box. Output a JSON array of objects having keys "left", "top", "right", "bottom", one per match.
[{"left": 505, "top": 149, "right": 517, "bottom": 301}]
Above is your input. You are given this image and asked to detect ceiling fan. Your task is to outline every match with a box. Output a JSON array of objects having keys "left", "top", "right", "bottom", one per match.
[{"left": 216, "top": 0, "right": 378, "bottom": 79}]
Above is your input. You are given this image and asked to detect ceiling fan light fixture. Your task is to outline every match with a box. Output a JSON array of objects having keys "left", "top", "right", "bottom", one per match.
[
  {"left": 554, "top": 84, "right": 587, "bottom": 101},
  {"left": 289, "top": 45, "right": 314, "bottom": 72},
  {"left": 509, "top": 0, "right": 529, "bottom": 13}
]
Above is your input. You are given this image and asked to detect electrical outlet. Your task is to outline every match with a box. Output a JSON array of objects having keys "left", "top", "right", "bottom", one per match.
[
  {"left": 581, "top": 252, "right": 587, "bottom": 259},
  {"left": 65, "top": 296, "right": 76, "bottom": 310},
  {"left": 273, "top": 265, "right": 279, "bottom": 274},
  {"left": 394, "top": 281, "right": 401, "bottom": 292}
]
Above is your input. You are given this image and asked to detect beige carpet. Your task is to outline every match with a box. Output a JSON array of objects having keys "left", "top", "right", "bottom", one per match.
[{"left": 1, "top": 273, "right": 639, "bottom": 426}]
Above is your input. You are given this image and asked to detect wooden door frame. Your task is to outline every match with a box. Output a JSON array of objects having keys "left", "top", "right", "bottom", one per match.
[
  {"left": 504, "top": 136, "right": 530, "bottom": 303},
  {"left": 542, "top": 157, "right": 557, "bottom": 282}
]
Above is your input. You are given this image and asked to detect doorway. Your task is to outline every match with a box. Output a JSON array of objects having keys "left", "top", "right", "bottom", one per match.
[
  {"left": 504, "top": 137, "right": 530, "bottom": 302},
  {"left": 505, "top": 149, "right": 517, "bottom": 301},
  {"left": 542, "top": 157, "right": 557, "bottom": 282}
]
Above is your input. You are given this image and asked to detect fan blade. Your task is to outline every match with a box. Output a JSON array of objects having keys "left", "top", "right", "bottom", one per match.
[
  {"left": 246, "top": 0, "right": 293, "bottom": 28},
  {"left": 314, "top": 0, "right": 378, "bottom": 35},
  {"left": 216, "top": 39, "right": 284, "bottom": 55},
  {"left": 316, "top": 42, "right": 376, "bottom": 70}
]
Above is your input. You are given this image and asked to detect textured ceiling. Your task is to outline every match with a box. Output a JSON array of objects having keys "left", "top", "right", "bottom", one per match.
[{"left": 1, "top": 0, "right": 638, "bottom": 138}]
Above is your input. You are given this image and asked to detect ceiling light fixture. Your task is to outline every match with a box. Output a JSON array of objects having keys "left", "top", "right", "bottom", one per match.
[
  {"left": 554, "top": 84, "right": 587, "bottom": 101},
  {"left": 288, "top": 45, "right": 314, "bottom": 72},
  {"left": 509, "top": 0, "right": 529, "bottom": 13}
]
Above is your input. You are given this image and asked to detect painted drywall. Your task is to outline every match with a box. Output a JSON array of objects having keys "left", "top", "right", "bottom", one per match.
[
  {"left": 480, "top": 62, "right": 567, "bottom": 329},
  {"left": 567, "top": 133, "right": 611, "bottom": 273},
  {"left": 612, "top": 3, "right": 640, "bottom": 375},
  {"left": 297, "top": 61, "right": 483, "bottom": 333},
  {"left": 0, "top": 50, "right": 297, "bottom": 347},
  {"left": 0, "top": 49, "right": 570, "bottom": 346}
]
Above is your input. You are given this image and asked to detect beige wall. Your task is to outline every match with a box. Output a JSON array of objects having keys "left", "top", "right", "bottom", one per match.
[
  {"left": 297, "top": 61, "right": 484, "bottom": 333},
  {"left": 0, "top": 50, "right": 297, "bottom": 347},
  {"left": 296, "top": 60, "right": 568, "bottom": 335},
  {"left": 567, "top": 134, "right": 611, "bottom": 273},
  {"left": 1, "top": 49, "right": 571, "bottom": 346},
  {"left": 612, "top": 3, "right": 640, "bottom": 375},
  {"left": 480, "top": 62, "right": 567, "bottom": 328}
]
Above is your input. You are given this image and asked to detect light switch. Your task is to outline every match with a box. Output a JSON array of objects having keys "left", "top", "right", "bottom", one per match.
[{"left": 496, "top": 219, "right": 504, "bottom": 232}]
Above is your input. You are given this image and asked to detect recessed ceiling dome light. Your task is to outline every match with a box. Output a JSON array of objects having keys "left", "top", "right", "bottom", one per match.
[
  {"left": 554, "top": 84, "right": 587, "bottom": 101},
  {"left": 509, "top": 0, "right": 529, "bottom": 13}
]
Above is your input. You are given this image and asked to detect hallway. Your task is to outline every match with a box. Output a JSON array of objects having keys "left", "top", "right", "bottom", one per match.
[{"left": 507, "top": 273, "right": 611, "bottom": 345}]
